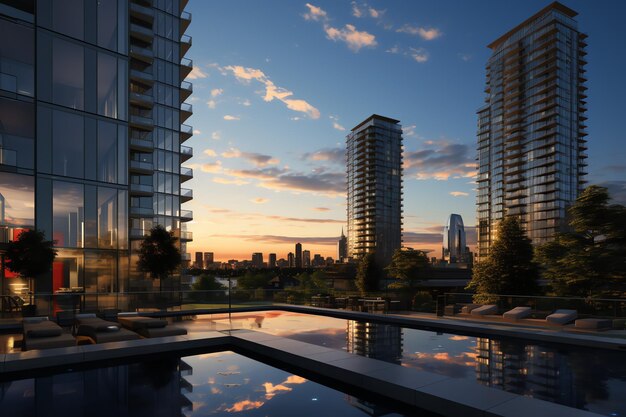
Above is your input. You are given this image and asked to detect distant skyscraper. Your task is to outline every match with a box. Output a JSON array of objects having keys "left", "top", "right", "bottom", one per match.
[
  {"left": 268, "top": 253, "right": 277, "bottom": 268},
  {"left": 251, "top": 252, "right": 263, "bottom": 268},
  {"left": 287, "top": 252, "right": 295, "bottom": 268},
  {"left": 303, "top": 250, "right": 311, "bottom": 267},
  {"left": 194, "top": 252, "right": 203, "bottom": 269},
  {"left": 477, "top": 2, "right": 587, "bottom": 259},
  {"left": 295, "top": 242, "right": 302, "bottom": 268},
  {"left": 204, "top": 252, "right": 214, "bottom": 267},
  {"left": 338, "top": 228, "right": 347, "bottom": 260},
  {"left": 443, "top": 214, "right": 468, "bottom": 263},
  {"left": 347, "top": 115, "right": 403, "bottom": 267}
]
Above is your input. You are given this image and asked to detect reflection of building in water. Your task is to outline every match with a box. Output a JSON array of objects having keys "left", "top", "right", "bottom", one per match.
[
  {"left": 346, "top": 320, "right": 402, "bottom": 364},
  {"left": 475, "top": 338, "right": 575, "bottom": 407},
  {"left": 0, "top": 358, "right": 192, "bottom": 416},
  {"left": 345, "top": 394, "right": 398, "bottom": 417}
]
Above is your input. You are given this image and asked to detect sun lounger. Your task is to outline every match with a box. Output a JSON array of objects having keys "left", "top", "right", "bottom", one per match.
[
  {"left": 545, "top": 309, "right": 577, "bottom": 325},
  {"left": 22, "top": 317, "right": 75, "bottom": 351},
  {"left": 461, "top": 304, "right": 480, "bottom": 314},
  {"left": 75, "top": 313, "right": 140, "bottom": 344},
  {"left": 574, "top": 318, "right": 612, "bottom": 330},
  {"left": 503, "top": 306, "right": 532, "bottom": 321},
  {"left": 117, "top": 315, "right": 187, "bottom": 338},
  {"left": 470, "top": 304, "right": 497, "bottom": 316}
]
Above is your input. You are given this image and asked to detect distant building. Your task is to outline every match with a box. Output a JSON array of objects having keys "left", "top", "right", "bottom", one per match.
[
  {"left": 325, "top": 257, "right": 334, "bottom": 266},
  {"left": 287, "top": 252, "right": 295, "bottom": 268},
  {"left": 347, "top": 115, "right": 403, "bottom": 267},
  {"left": 268, "top": 253, "right": 277, "bottom": 268},
  {"left": 312, "top": 254, "right": 324, "bottom": 267},
  {"left": 204, "top": 252, "right": 214, "bottom": 267},
  {"left": 338, "top": 228, "right": 347, "bottom": 260},
  {"left": 442, "top": 214, "right": 470, "bottom": 263},
  {"left": 251, "top": 252, "right": 263, "bottom": 268},
  {"left": 194, "top": 252, "right": 203, "bottom": 269},
  {"left": 303, "top": 250, "right": 311, "bottom": 267},
  {"left": 277, "top": 258, "right": 288, "bottom": 268},
  {"left": 295, "top": 243, "right": 302, "bottom": 268}
]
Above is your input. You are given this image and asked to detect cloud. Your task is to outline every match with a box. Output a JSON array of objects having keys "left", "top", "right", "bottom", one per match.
[
  {"left": 227, "top": 167, "right": 288, "bottom": 180},
  {"left": 211, "top": 131, "right": 221, "bottom": 140},
  {"left": 458, "top": 53, "right": 472, "bottom": 62},
  {"left": 210, "top": 88, "right": 223, "bottom": 97},
  {"left": 302, "top": 148, "right": 344, "bottom": 165},
  {"left": 303, "top": 3, "right": 327, "bottom": 21},
  {"left": 324, "top": 24, "right": 377, "bottom": 52},
  {"left": 312, "top": 207, "right": 331, "bottom": 212},
  {"left": 193, "top": 129, "right": 202, "bottom": 135},
  {"left": 207, "top": 100, "right": 216, "bottom": 109},
  {"left": 221, "top": 148, "right": 279, "bottom": 167},
  {"left": 397, "top": 24, "right": 443, "bottom": 40},
  {"left": 224, "top": 65, "right": 320, "bottom": 119},
  {"left": 213, "top": 234, "right": 340, "bottom": 245},
  {"left": 203, "top": 149, "right": 217, "bottom": 157},
  {"left": 386, "top": 45, "right": 400, "bottom": 54},
  {"left": 329, "top": 115, "right": 346, "bottom": 131},
  {"left": 187, "top": 65, "right": 208, "bottom": 79},
  {"left": 251, "top": 197, "right": 269, "bottom": 204},
  {"left": 259, "top": 171, "right": 345, "bottom": 196},
  {"left": 223, "top": 115, "right": 240, "bottom": 120},
  {"left": 241, "top": 98, "right": 251, "bottom": 106},
  {"left": 405, "top": 141, "right": 477, "bottom": 180},
  {"left": 200, "top": 161, "right": 222, "bottom": 173},
  {"left": 404, "top": 124, "right": 417, "bottom": 137},
  {"left": 351, "top": 1, "right": 363, "bottom": 17},
  {"left": 598, "top": 180, "right": 626, "bottom": 205},
  {"left": 409, "top": 47, "right": 429, "bottom": 63},
  {"left": 450, "top": 191, "right": 469, "bottom": 197},
  {"left": 263, "top": 383, "right": 291, "bottom": 399},
  {"left": 224, "top": 400, "right": 264, "bottom": 412},
  {"left": 213, "top": 177, "right": 248, "bottom": 186},
  {"left": 369, "top": 7, "right": 384, "bottom": 18}
]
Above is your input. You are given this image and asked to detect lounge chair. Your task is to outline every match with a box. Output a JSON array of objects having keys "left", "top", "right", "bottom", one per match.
[
  {"left": 117, "top": 314, "right": 187, "bottom": 338},
  {"left": 22, "top": 317, "right": 75, "bottom": 351},
  {"left": 574, "top": 318, "right": 612, "bottom": 330},
  {"left": 503, "top": 306, "right": 532, "bottom": 321},
  {"left": 545, "top": 309, "right": 577, "bottom": 325},
  {"left": 470, "top": 304, "right": 497, "bottom": 316},
  {"left": 461, "top": 304, "right": 481, "bottom": 314},
  {"left": 75, "top": 313, "right": 140, "bottom": 344}
]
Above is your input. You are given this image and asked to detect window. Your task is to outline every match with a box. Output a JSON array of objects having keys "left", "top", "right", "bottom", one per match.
[
  {"left": 52, "top": 110, "right": 83, "bottom": 178},
  {"left": 98, "top": 53, "right": 117, "bottom": 118},
  {"left": 53, "top": 181, "right": 84, "bottom": 248},
  {"left": 0, "top": 172, "right": 34, "bottom": 227},
  {"left": 97, "top": 0, "right": 117, "bottom": 50},
  {"left": 0, "top": 97, "right": 34, "bottom": 169},
  {"left": 97, "top": 120, "right": 117, "bottom": 183},
  {"left": 0, "top": 19, "right": 34, "bottom": 96},
  {"left": 52, "top": 0, "right": 84, "bottom": 40},
  {"left": 52, "top": 38, "right": 84, "bottom": 110},
  {"left": 98, "top": 187, "right": 117, "bottom": 249}
]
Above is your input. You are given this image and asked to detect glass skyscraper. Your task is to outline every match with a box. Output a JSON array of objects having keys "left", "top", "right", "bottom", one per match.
[
  {"left": 0, "top": 0, "right": 193, "bottom": 310},
  {"left": 442, "top": 213, "right": 468, "bottom": 264},
  {"left": 347, "top": 115, "right": 403, "bottom": 267},
  {"left": 476, "top": 2, "right": 587, "bottom": 259}
]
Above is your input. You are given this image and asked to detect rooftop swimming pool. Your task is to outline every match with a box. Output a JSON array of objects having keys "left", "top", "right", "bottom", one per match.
[
  {"left": 191, "top": 311, "right": 626, "bottom": 416},
  {"left": 0, "top": 349, "right": 424, "bottom": 417}
]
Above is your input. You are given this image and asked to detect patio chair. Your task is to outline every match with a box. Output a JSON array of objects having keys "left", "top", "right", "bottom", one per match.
[
  {"left": 503, "top": 306, "right": 532, "bottom": 321},
  {"left": 75, "top": 313, "right": 140, "bottom": 344},
  {"left": 470, "top": 304, "right": 497, "bottom": 316},
  {"left": 117, "top": 314, "right": 187, "bottom": 338},
  {"left": 545, "top": 309, "right": 577, "bottom": 325},
  {"left": 22, "top": 317, "right": 76, "bottom": 351}
]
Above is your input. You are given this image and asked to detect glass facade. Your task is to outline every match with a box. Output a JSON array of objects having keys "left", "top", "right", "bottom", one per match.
[
  {"left": 346, "top": 115, "right": 403, "bottom": 267},
  {"left": 476, "top": 3, "right": 587, "bottom": 259},
  {"left": 0, "top": 0, "right": 194, "bottom": 308}
]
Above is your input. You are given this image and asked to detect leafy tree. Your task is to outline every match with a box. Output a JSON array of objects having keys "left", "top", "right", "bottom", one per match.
[
  {"left": 192, "top": 275, "right": 225, "bottom": 291},
  {"left": 237, "top": 271, "right": 273, "bottom": 289},
  {"left": 137, "top": 225, "right": 182, "bottom": 291},
  {"left": 295, "top": 270, "right": 328, "bottom": 291},
  {"left": 355, "top": 252, "right": 380, "bottom": 293},
  {"left": 536, "top": 186, "right": 626, "bottom": 297},
  {"left": 467, "top": 216, "right": 539, "bottom": 303},
  {"left": 385, "top": 248, "right": 430, "bottom": 289},
  {"left": 4, "top": 229, "right": 57, "bottom": 299}
]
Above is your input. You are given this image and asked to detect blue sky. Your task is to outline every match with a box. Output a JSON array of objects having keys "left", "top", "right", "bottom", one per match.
[{"left": 183, "top": 0, "right": 626, "bottom": 261}]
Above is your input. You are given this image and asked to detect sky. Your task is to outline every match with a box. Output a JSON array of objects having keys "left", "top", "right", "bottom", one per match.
[{"left": 182, "top": 0, "right": 626, "bottom": 262}]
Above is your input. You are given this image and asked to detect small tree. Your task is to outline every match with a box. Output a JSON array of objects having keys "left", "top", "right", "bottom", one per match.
[
  {"left": 355, "top": 252, "right": 380, "bottom": 293},
  {"left": 137, "top": 225, "right": 182, "bottom": 291},
  {"left": 4, "top": 229, "right": 57, "bottom": 303},
  {"left": 386, "top": 248, "right": 430, "bottom": 289},
  {"left": 237, "top": 271, "right": 272, "bottom": 290},
  {"left": 467, "top": 216, "right": 539, "bottom": 303}
]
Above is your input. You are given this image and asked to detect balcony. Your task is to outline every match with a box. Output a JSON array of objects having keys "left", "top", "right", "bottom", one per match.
[
  {"left": 130, "top": 91, "right": 154, "bottom": 109},
  {"left": 180, "top": 11, "right": 192, "bottom": 35},
  {"left": 180, "top": 187, "right": 193, "bottom": 202},
  {"left": 130, "top": 136, "right": 154, "bottom": 152},
  {"left": 180, "top": 80, "right": 193, "bottom": 101},
  {"left": 180, "top": 57, "right": 193, "bottom": 80},
  {"left": 180, "top": 166, "right": 193, "bottom": 182},
  {"left": 180, "top": 102, "right": 192, "bottom": 122},
  {"left": 130, "top": 44, "right": 154, "bottom": 64},
  {"left": 130, "top": 2, "right": 154, "bottom": 24},
  {"left": 130, "top": 114, "right": 154, "bottom": 130},
  {"left": 130, "top": 68, "right": 154, "bottom": 86},
  {"left": 181, "top": 253, "right": 191, "bottom": 262},
  {"left": 180, "top": 124, "right": 193, "bottom": 141},
  {"left": 130, "top": 183, "right": 154, "bottom": 196},
  {"left": 130, "top": 23, "right": 153, "bottom": 43},
  {"left": 180, "top": 34, "right": 192, "bottom": 58},
  {"left": 130, "top": 159, "right": 153, "bottom": 174},
  {"left": 180, "top": 209, "right": 193, "bottom": 222},
  {"left": 180, "top": 145, "right": 193, "bottom": 162},
  {"left": 130, "top": 207, "right": 154, "bottom": 218},
  {"left": 173, "top": 229, "right": 193, "bottom": 241}
]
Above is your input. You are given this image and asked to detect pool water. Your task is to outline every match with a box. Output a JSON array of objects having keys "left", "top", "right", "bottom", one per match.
[
  {"left": 201, "top": 311, "right": 626, "bottom": 417},
  {"left": 0, "top": 350, "right": 415, "bottom": 417}
]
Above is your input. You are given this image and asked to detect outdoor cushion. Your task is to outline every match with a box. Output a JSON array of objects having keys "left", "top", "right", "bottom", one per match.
[
  {"left": 471, "top": 304, "right": 497, "bottom": 316},
  {"left": 546, "top": 309, "right": 577, "bottom": 325},
  {"left": 461, "top": 304, "right": 480, "bottom": 314},
  {"left": 503, "top": 306, "right": 532, "bottom": 320},
  {"left": 575, "top": 318, "right": 612, "bottom": 330},
  {"left": 77, "top": 317, "right": 121, "bottom": 331},
  {"left": 25, "top": 320, "right": 63, "bottom": 338}
]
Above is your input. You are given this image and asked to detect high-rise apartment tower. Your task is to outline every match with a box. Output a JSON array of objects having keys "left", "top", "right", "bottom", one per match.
[
  {"left": 476, "top": 2, "right": 587, "bottom": 259},
  {"left": 347, "top": 115, "right": 403, "bottom": 267}
]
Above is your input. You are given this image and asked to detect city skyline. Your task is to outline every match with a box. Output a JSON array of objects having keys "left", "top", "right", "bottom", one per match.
[{"left": 182, "top": 1, "right": 625, "bottom": 261}]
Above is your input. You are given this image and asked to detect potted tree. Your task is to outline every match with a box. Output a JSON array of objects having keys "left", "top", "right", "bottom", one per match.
[
  {"left": 137, "top": 225, "right": 182, "bottom": 310},
  {"left": 4, "top": 229, "right": 57, "bottom": 316}
]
